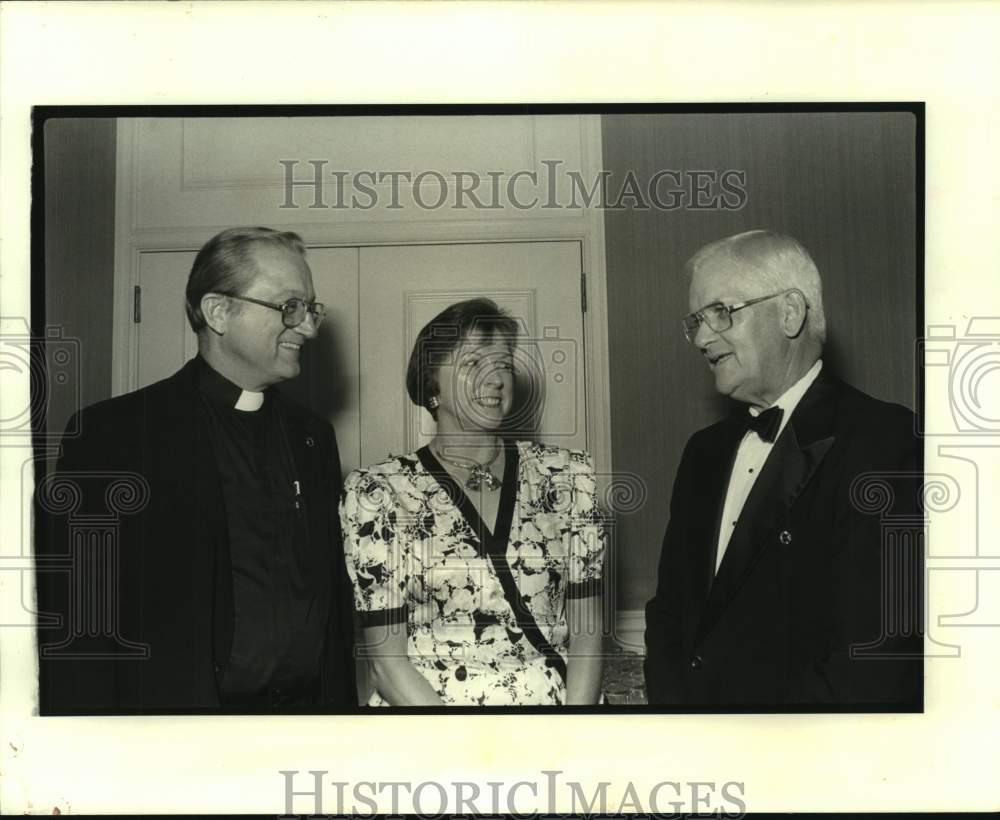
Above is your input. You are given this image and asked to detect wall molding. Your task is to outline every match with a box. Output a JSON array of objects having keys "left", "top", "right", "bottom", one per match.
[
  {"left": 111, "top": 121, "right": 138, "bottom": 400},
  {"left": 612, "top": 609, "right": 646, "bottom": 655},
  {"left": 112, "top": 116, "right": 613, "bottom": 483},
  {"left": 578, "top": 115, "right": 614, "bottom": 494},
  {"left": 178, "top": 115, "right": 543, "bottom": 192}
]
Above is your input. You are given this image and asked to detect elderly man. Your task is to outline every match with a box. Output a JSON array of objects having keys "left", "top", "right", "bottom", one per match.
[
  {"left": 644, "top": 230, "right": 921, "bottom": 708},
  {"left": 36, "top": 227, "right": 357, "bottom": 713}
]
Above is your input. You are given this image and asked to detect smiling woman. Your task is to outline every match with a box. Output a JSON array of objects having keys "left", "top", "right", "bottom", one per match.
[{"left": 339, "top": 298, "right": 606, "bottom": 706}]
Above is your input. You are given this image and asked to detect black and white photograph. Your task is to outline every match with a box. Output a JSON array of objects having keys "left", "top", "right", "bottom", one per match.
[
  {"left": 1, "top": 1, "right": 998, "bottom": 816},
  {"left": 31, "top": 106, "right": 922, "bottom": 716}
]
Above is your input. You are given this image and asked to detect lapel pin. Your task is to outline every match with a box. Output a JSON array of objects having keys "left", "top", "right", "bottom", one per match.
[
  {"left": 305, "top": 435, "right": 315, "bottom": 448},
  {"left": 779, "top": 530, "right": 792, "bottom": 545}
]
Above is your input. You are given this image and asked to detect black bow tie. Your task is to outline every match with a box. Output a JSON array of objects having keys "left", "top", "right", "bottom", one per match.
[{"left": 743, "top": 406, "right": 784, "bottom": 442}]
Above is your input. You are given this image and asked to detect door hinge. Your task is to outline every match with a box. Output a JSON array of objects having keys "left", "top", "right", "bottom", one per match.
[
  {"left": 580, "top": 271, "right": 588, "bottom": 313},
  {"left": 133, "top": 285, "right": 142, "bottom": 323}
]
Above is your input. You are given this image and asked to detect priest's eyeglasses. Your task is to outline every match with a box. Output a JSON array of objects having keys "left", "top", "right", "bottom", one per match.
[
  {"left": 682, "top": 288, "right": 801, "bottom": 342},
  {"left": 225, "top": 294, "right": 327, "bottom": 329}
]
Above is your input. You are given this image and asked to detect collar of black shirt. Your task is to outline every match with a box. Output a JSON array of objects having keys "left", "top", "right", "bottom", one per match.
[{"left": 195, "top": 355, "right": 268, "bottom": 412}]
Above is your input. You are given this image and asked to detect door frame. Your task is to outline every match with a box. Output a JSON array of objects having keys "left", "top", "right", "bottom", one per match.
[{"left": 112, "top": 115, "right": 614, "bottom": 485}]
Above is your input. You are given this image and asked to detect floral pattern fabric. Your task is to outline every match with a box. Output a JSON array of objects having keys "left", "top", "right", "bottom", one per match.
[{"left": 340, "top": 440, "right": 605, "bottom": 706}]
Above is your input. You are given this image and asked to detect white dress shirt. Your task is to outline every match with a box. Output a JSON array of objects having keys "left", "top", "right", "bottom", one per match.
[{"left": 715, "top": 359, "right": 823, "bottom": 573}]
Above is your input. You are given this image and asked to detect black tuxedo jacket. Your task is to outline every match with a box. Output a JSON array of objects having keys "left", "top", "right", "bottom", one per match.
[
  {"left": 644, "top": 372, "right": 922, "bottom": 708},
  {"left": 35, "top": 358, "right": 357, "bottom": 713}
]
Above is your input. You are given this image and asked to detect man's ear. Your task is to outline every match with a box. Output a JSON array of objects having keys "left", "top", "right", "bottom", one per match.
[
  {"left": 200, "top": 293, "right": 231, "bottom": 336},
  {"left": 780, "top": 289, "right": 809, "bottom": 338}
]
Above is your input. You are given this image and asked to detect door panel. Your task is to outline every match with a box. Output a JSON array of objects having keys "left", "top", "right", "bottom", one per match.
[
  {"left": 274, "top": 247, "right": 361, "bottom": 472},
  {"left": 136, "top": 251, "right": 199, "bottom": 390},
  {"left": 135, "top": 246, "right": 362, "bottom": 472},
  {"left": 358, "top": 241, "right": 586, "bottom": 467},
  {"left": 133, "top": 242, "right": 584, "bottom": 477}
]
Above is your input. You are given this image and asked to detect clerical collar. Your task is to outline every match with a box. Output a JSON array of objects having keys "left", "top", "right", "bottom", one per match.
[
  {"left": 195, "top": 356, "right": 266, "bottom": 412},
  {"left": 747, "top": 359, "right": 823, "bottom": 436}
]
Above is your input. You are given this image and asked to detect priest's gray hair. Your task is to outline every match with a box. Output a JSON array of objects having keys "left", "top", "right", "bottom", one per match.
[{"left": 185, "top": 226, "right": 307, "bottom": 333}]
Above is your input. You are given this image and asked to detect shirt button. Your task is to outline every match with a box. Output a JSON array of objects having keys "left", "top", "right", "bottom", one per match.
[
  {"left": 779, "top": 530, "right": 793, "bottom": 545},
  {"left": 690, "top": 655, "right": 703, "bottom": 670},
  {"left": 455, "top": 665, "right": 468, "bottom": 681}
]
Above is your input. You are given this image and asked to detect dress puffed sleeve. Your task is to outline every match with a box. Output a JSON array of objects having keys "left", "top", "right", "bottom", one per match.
[
  {"left": 339, "top": 469, "right": 408, "bottom": 627},
  {"left": 566, "top": 450, "right": 605, "bottom": 599}
]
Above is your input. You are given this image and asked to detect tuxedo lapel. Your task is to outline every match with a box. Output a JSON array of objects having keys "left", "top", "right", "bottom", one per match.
[{"left": 695, "top": 375, "right": 840, "bottom": 645}]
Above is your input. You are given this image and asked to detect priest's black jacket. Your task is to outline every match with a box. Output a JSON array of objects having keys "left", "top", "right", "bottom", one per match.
[{"left": 34, "top": 357, "right": 358, "bottom": 714}]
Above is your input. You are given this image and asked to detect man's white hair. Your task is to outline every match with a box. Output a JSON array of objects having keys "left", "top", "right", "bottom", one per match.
[{"left": 686, "top": 229, "right": 827, "bottom": 345}]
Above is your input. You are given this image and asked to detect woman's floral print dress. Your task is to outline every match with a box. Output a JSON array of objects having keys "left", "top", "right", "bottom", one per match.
[{"left": 340, "top": 439, "right": 605, "bottom": 706}]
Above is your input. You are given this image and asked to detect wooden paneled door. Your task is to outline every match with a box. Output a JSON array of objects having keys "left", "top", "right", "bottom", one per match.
[
  {"left": 358, "top": 241, "right": 586, "bottom": 466},
  {"left": 135, "top": 246, "right": 362, "bottom": 470},
  {"left": 133, "top": 241, "right": 586, "bottom": 476}
]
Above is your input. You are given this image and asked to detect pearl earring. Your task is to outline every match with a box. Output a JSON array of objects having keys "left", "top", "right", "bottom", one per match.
[{"left": 427, "top": 395, "right": 440, "bottom": 410}]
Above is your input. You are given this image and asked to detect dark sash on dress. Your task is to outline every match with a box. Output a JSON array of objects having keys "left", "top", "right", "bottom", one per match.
[{"left": 417, "top": 440, "right": 568, "bottom": 684}]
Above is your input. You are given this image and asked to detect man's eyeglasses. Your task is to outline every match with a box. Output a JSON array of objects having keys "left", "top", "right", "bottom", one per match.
[
  {"left": 682, "top": 288, "right": 801, "bottom": 342},
  {"left": 224, "top": 294, "right": 327, "bottom": 329}
]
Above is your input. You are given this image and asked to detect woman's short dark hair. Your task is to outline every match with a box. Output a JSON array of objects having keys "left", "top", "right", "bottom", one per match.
[
  {"left": 406, "top": 297, "right": 519, "bottom": 420},
  {"left": 185, "top": 226, "right": 307, "bottom": 332}
]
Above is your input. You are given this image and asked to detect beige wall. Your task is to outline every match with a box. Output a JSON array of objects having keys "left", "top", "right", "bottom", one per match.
[
  {"left": 43, "top": 118, "right": 117, "bottom": 437},
  {"left": 602, "top": 111, "right": 917, "bottom": 611}
]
